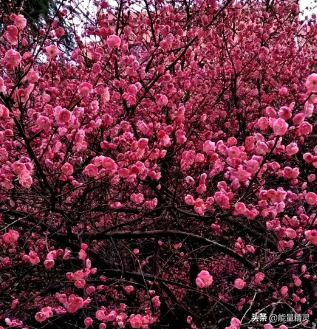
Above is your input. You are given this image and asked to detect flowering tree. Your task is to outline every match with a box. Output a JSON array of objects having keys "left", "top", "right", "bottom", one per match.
[
  {"left": 1, "top": 0, "right": 317, "bottom": 328},
  {"left": 0, "top": 0, "right": 81, "bottom": 53}
]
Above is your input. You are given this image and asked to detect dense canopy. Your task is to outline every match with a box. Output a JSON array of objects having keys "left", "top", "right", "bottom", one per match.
[{"left": 1, "top": 0, "right": 317, "bottom": 328}]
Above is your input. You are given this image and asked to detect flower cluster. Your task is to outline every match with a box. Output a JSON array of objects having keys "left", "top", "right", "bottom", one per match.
[{"left": 1, "top": 1, "right": 317, "bottom": 328}]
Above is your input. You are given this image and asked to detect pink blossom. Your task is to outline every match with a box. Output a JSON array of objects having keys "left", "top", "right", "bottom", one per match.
[
  {"left": 12, "top": 161, "right": 27, "bottom": 176},
  {"left": 107, "top": 35, "right": 121, "bottom": 49},
  {"left": 283, "top": 166, "right": 299, "bottom": 179},
  {"left": 234, "top": 278, "right": 246, "bottom": 289},
  {"left": 214, "top": 191, "right": 230, "bottom": 209},
  {"left": 244, "top": 136, "right": 255, "bottom": 152},
  {"left": 0, "top": 77, "right": 6, "bottom": 93},
  {"left": 75, "top": 279, "right": 86, "bottom": 289},
  {"left": 293, "top": 113, "right": 305, "bottom": 125},
  {"left": 305, "top": 73, "right": 317, "bottom": 92},
  {"left": 3, "top": 230, "right": 19, "bottom": 244},
  {"left": 28, "top": 251, "right": 40, "bottom": 265},
  {"left": 84, "top": 164, "right": 98, "bottom": 177},
  {"left": 227, "top": 137, "right": 237, "bottom": 146},
  {"left": 195, "top": 153, "right": 205, "bottom": 162},
  {"left": 5, "top": 25, "right": 18, "bottom": 45},
  {"left": 278, "top": 106, "right": 291, "bottom": 120},
  {"left": 285, "top": 142, "right": 299, "bottom": 156},
  {"left": 5, "top": 318, "right": 23, "bottom": 327},
  {"left": 185, "top": 195, "right": 195, "bottom": 205},
  {"left": 105, "top": 310, "right": 117, "bottom": 321},
  {"left": 306, "top": 192, "right": 317, "bottom": 205},
  {"left": 152, "top": 296, "right": 161, "bottom": 308},
  {"left": 13, "top": 15, "right": 27, "bottom": 30},
  {"left": 138, "top": 138, "right": 148, "bottom": 149},
  {"left": 63, "top": 249, "right": 71, "bottom": 259},
  {"left": 280, "top": 286, "right": 288, "bottom": 296},
  {"left": 185, "top": 177, "right": 195, "bottom": 186},
  {"left": 79, "top": 249, "right": 87, "bottom": 260},
  {"left": 55, "top": 27, "right": 65, "bottom": 37},
  {"left": 293, "top": 275, "right": 302, "bottom": 286},
  {"left": 41, "top": 306, "right": 53, "bottom": 318},
  {"left": 246, "top": 245, "right": 255, "bottom": 253},
  {"left": 145, "top": 198, "right": 158, "bottom": 209},
  {"left": 256, "top": 141, "right": 269, "bottom": 155},
  {"left": 46, "top": 45, "right": 59, "bottom": 59},
  {"left": 96, "top": 310, "right": 107, "bottom": 321},
  {"left": 279, "top": 87, "right": 288, "bottom": 96},
  {"left": 230, "top": 318, "right": 241, "bottom": 327},
  {"left": 35, "top": 312, "right": 47, "bottom": 323},
  {"left": 102, "top": 157, "right": 118, "bottom": 175},
  {"left": 4, "top": 49, "right": 21, "bottom": 70},
  {"left": 37, "top": 116, "right": 50, "bottom": 131},
  {"left": 203, "top": 140, "right": 216, "bottom": 154},
  {"left": 227, "top": 146, "right": 241, "bottom": 158},
  {"left": 305, "top": 230, "right": 317, "bottom": 244},
  {"left": 303, "top": 153, "right": 314, "bottom": 163},
  {"left": 194, "top": 198, "right": 206, "bottom": 215},
  {"left": 26, "top": 70, "right": 39, "bottom": 84},
  {"left": 234, "top": 202, "right": 247, "bottom": 215},
  {"left": 130, "top": 193, "right": 144, "bottom": 204},
  {"left": 285, "top": 228, "right": 296, "bottom": 239},
  {"left": 84, "top": 317, "right": 93, "bottom": 327},
  {"left": 56, "top": 293, "right": 67, "bottom": 304},
  {"left": 66, "top": 295, "right": 84, "bottom": 313},
  {"left": 61, "top": 163, "right": 74, "bottom": 176},
  {"left": 272, "top": 118, "right": 288, "bottom": 135},
  {"left": 304, "top": 102, "right": 314, "bottom": 117},
  {"left": 265, "top": 106, "right": 276, "bottom": 117},
  {"left": 44, "top": 259, "right": 55, "bottom": 269},
  {"left": 298, "top": 121, "right": 312, "bottom": 135},
  {"left": 254, "top": 272, "right": 265, "bottom": 284},
  {"left": 78, "top": 82, "right": 93, "bottom": 98},
  {"left": 257, "top": 117, "right": 269, "bottom": 130},
  {"left": 129, "top": 314, "right": 143, "bottom": 328},
  {"left": 124, "top": 285, "right": 135, "bottom": 294},
  {"left": 156, "top": 94, "right": 168, "bottom": 106},
  {"left": 55, "top": 107, "right": 71, "bottom": 124},
  {"left": 196, "top": 270, "right": 213, "bottom": 288},
  {"left": 246, "top": 159, "right": 260, "bottom": 174}
]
